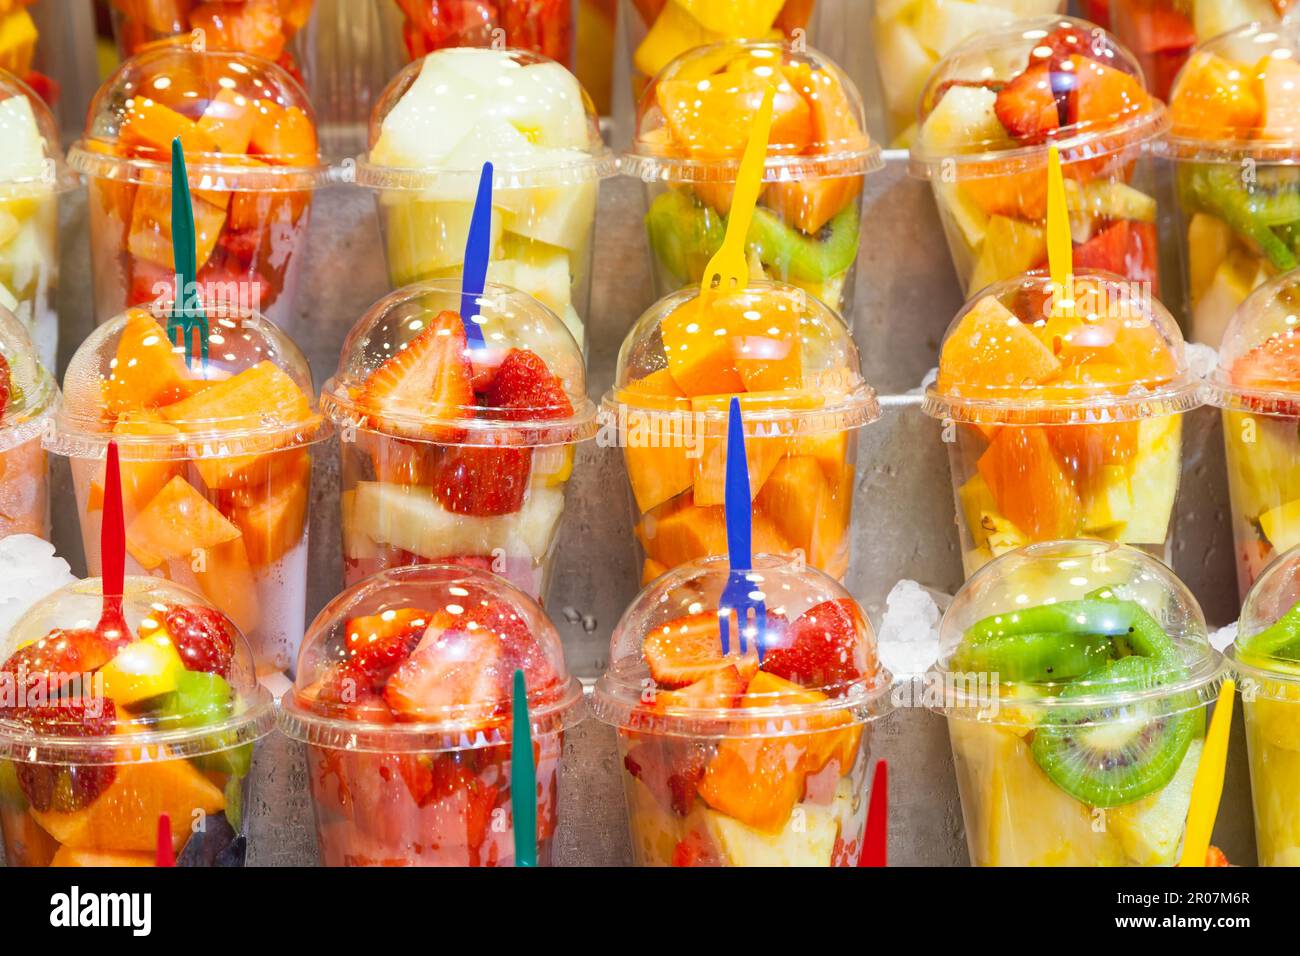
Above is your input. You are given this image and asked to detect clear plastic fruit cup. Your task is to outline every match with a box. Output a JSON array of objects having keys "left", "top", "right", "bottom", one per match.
[
  {"left": 1204, "top": 270, "right": 1300, "bottom": 598},
  {"left": 624, "top": 40, "right": 880, "bottom": 315},
  {"left": 0, "top": 69, "right": 73, "bottom": 368},
  {"left": 356, "top": 46, "right": 615, "bottom": 353},
  {"left": 622, "top": 0, "right": 817, "bottom": 101},
  {"left": 933, "top": 540, "right": 1223, "bottom": 866},
  {"left": 392, "top": 0, "right": 576, "bottom": 66},
  {"left": 66, "top": 44, "right": 327, "bottom": 328},
  {"left": 0, "top": 305, "right": 55, "bottom": 542},
  {"left": 279, "top": 564, "right": 584, "bottom": 866},
  {"left": 592, "top": 553, "right": 890, "bottom": 866},
  {"left": 48, "top": 299, "right": 329, "bottom": 677},
  {"left": 0, "top": 575, "right": 275, "bottom": 867},
  {"left": 1228, "top": 545, "right": 1300, "bottom": 866},
  {"left": 908, "top": 16, "right": 1168, "bottom": 301},
  {"left": 604, "top": 280, "right": 878, "bottom": 584},
  {"left": 107, "top": 0, "right": 316, "bottom": 80},
  {"left": 924, "top": 270, "right": 1200, "bottom": 580},
  {"left": 871, "top": 0, "right": 1065, "bottom": 148},
  {"left": 322, "top": 279, "right": 597, "bottom": 599},
  {"left": 1111, "top": 0, "right": 1282, "bottom": 102},
  {"left": 1164, "top": 22, "right": 1300, "bottom": 348}
]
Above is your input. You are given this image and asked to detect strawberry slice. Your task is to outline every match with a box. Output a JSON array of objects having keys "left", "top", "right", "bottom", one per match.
[
  {"left": 653, "top": 664, "right": 747, "bottom": 710},
  {"left": 344, "top": 607, "right": 431, "bottom": 688},
  {"left": 642, "top": 612, "right": 762, "bottom": 689},
  {"left": 485, "top": 348, "right": 574, "bottom": 422},
  {"left": 0, "top": 352, "right": 10, "bottom": 418},
  {"left": 995, "top": 63, "right": 1061, "bottom": 143},
  {"left": 14, "top": 696, "right": 118, "bottom": 812},
  {"left": 383, "top": 626, "right": 504, "bottom": 722},
  {"left": 761, "top": 599, "right": 871, "bottom": 692},
  {"left": 432, "top": 443, "right": 532, "bottom": 517},
  {"left": 359, "top": 309, "right": 475, "bottom": 441},
  {"left": 312, "top": 660, "right": 396, "bottom": 722},
  {"left": 671, "top": 829, "right": 721, "bottom": 866},
  {"left": 156, "top": 604, "right": 237, "bottom": 678},
  {"left": 0, "top": 627, "right": 120, "bottom": 706}
]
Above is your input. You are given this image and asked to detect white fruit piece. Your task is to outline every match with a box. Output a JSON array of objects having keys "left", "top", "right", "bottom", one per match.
[
  {"left": 919, "top": 84, "right": 1005, "bottom": 157},
  {"left": 1192, "top": 248, "right": 1269, "bottom": 347},
  {"left": 383, "top": 199, "right": 504, "bottom": 285},
  {"left": 499, "top": 179, "right": 597, "bottom": 252},
  {"left": 935, "top": 183, "right": 989, "bottom": 250},
  {"left": 482, "top": 239, "right": 574, "bottom": 319},
  {"left": 915, "top": 0, "right": 1018, "bottom": 58},
  {"left": 1106, "top": 738, "right": 1203, "bottom": 866},
  {"left": 371, "top": 57, "right": 486, "bottom": 170},
  {"left": 488, "top": 61, "right": 590, "bottom": 148},
  {"left": 700, "top": 780, "right": 851, "bottom": 866},
  {"left": 990, "top": 0, "right": 1063, "bottom": 13},
  {"left": 0, "top": 94, "right": 46, "bottom": 183},
  {"left": 1195, "top": 0, "right": 1276, "bottom": 44},
  {"left": 875, "top": 18, "right": 937, "bottom": 128},
  {"left": 341, "top": 490, "right": 379, "bottom": 561},
  {"left": 351, "top": 481, "right": 565, "bottom": 561},
  {"left": 1115, "top": 415, "right": 1181, "bottom": 545}
]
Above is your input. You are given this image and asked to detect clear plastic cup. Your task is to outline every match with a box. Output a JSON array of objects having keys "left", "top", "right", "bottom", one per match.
[
  {"left": 592, "top": 553, "right": 890, "bottom": 866},
  {"left": 871, "top": 0, "right": 1065, "bottom": 149},
  {"left": 0, "top": 69, "right": 73, "bottom": 368},
  {"left": 909, "top": 17, "right": 1168, "bottom": 300},
  {"left": 1112, "top": 0, "right": 1282, "bottom": 102},
  {"left": 623, "top": 40, "right": 880, "bottom": 314},
  {"left": 66, "top": 45, "right": 328, "bottom": 328},
  {"left": 0, "top": 575, "right": 275, "bottom": 867},
  {"left": 279, "top": 564, "right": 584, "bottom": 866},
  {"left": 0, "top": 306, "right": 54, "bottom": 542},
  {"left": 622, "top": 0, "right": 817, "bottom": 102},
  {"left": 392, "top": 0, "right": 576, "bottom": 67},
  {"left": 322, "top": 279, "right": 597, "bottom": 599},
  {"left": 1164, "top": 22, "right": 1300, "bottom": 348},
  {"left": 107, "top": 0, "right": 316, "bottom": 81},
  {"left": 933, "top": 540, "right": 1223, "bottom": 866},
  {"left": 48, "top": 300, "right": 329, "bottom": 676},
  {"left": 925, "top": 270, "right": 1200, "bottom": 580},
  {"left": 1205, "top": 270, "right": 1300, "bottom": 598},
  {"left": 356, "top": 46, "right": 615, "bottom": 353},
  {"left": 604, "top": 280, "right": 878, "bottom": 584},
  {"left": 1229, "top": 546, "right": 1300, "bottom": 866}
]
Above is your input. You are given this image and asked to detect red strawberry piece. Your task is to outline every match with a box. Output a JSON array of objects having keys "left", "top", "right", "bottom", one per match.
[
  {"left": 359, "top": 309, "right": 474, "bottom": 442},
  {"left": 432, "top": 443, "right": 532, "bottom": 517},
  {"left": 13, "top": 696, "right": 118, "bottom": 812},
  {"left": 383, "top": 625, "right": 504, "bottom": 722},
  {"left": 500, "top": 0, "right": 572, "bottom": 61},
  {"left": 1121, "top": 4, "right": 1195, "bottom": 56},
  {"left": 1072, "top": 219, "right": 1131, "bottom": 277},
  {"left": 622, "top": 738, "right": 710, "bottom": 817},
  {"left": 994, "top": 63, "right": 1060, "bottom": 143},
  {"left": 652, "top": 664, "right": 747, "bottom": 711},
  {"left": 160, "top": 604, "right": 237, "bottom": 678},
  {"left": 484, "top": 603, "right": 558, "bottom": 695},
  {"left": 762, "top": 598, "right": 870, "bottom": 692},
  {"left": 394, "top": 750, "right": 500, "bottom": 860},
  {"left": 0, "top": 352, "right": 10, "bottom": 418},
  {"left": 0, "top": 627, "right": 119, "bottom": 706},
  {"left": 312, "top": 660, "right": 395, "bottom": 722},
  {"left": 642, "top": 611, "right": 760, "bottom": 689},
  {"left": 484, "top": 348, "right": 574, "bottom": 422},
  {"left": 670, "top": 829, "right": 720, "bottom": 867},
  {"left": 22, "top": 71, "right": 59, "bottom": 106},
  {"left": 127, "top": 258, "right": 175, "bottom": 310},
  {"left": 343, "top": 607, "right": 431, "bottom": 688}
]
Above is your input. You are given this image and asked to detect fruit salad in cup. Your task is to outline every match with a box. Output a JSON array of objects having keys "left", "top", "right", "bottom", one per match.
[
  {"left": 356, "top": 47, "right": 614, "bottom": 352},
  {"left": 279, "top": 564, "right": 584, "bottom": 867},
  {"left": 624, "top": 40, "right": 879, "bottom": 314},
  {"left": 67, "top": 45, "right": 325, "bottom": 328},
  {"left": 925, "top": 271, "right": 1200, "bottom": 579},
  {"left": 592, "top": 554, "right": 890, "bottom": 867},
  {"left": 1165, "top": 22, "right": 1300, "bottom": 347},
  {"left": 934, "top": 541, "right": 1223, "bottom": 866},
  {"left": 872, "top": 0, "right": 1064, "bottom": 148},
  {"left": 604, "top": 280, "right": 878, "bottom": 583},
  {"left": 1205, "top": 270, "right": 1300, "bottom": 596},
  {"left": 0, "top": 576, "right": 274, "bottom": 867},
  {"left": 49, "top": 301, "right": 328, "bottom": 677},
  {"left": 910, "top": 17, "right": 1167, "bottom": 299},
  {"left": 0, "top": 306, "right": 54, "bottom": 542},
  {"left": 393, "top": 0, "right": 574, "bottom": 65},
  {"left": 322, "top": 280, "right": 596, "bottom": 600},
  {"left": 1229, "top": 547, "right": 1300, "bottom": 866}
]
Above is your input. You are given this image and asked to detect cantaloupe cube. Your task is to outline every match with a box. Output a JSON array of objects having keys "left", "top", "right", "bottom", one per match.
[
  {"left": 637, "top": 493, "right": 792, "bottom": 567},
  {"left": 50, "top": 846, "right": 155, "bottom": 867},
  {"left": 618, "top": 367, "right": 687, "bottom": 409},
  {"left": 625, "top": 443, "right": 695, "bottom": 515},
  {"left": 194, "top": 535, "right": 261, "bottom": 636},
  {"left": 660, "top": 300, "right": 746, "bottom": 397},
  {"left": 698, "top": 736, "right": 806, "bottom": 833},
  {"left": 128, "top": 184, "right": 226, "bottom": 271},
  {"left": 103, "top": 309, "right": 197, "bottom": 418},
  {"left": 790, "top": 429, "right": 849, "bottom": 483},
  {"left": 977, "top": 426, "right": 1083, "bottom": 541},
  {"left": 197, "top": 88, "right": 259, "bottom": 156},
  {"left": 937, "top": 294, "right": 1061, "bottom": 394},
  {"left": 741, "top": 672, "right": 860, "bottom": 773},
  {"left": 125, "top": 475, "right": 242, "bottom": 570},
  {"left": 88, "top": 411, "right": 185, "bottom": 516},
  {"left": 728, "top": 295, "right": 804, "bottom": 393},
  {"left": 119, "top": 97, "right": 219, "bottom": 158},
  {"left": 754, "top": 455, "right": 852, "bottom": 574},
  {"left": 249, "top": 103, "right": 317, "bottom": 165},
  {"left": 228, "top": 458, "right": 309, "bottom": 567}
]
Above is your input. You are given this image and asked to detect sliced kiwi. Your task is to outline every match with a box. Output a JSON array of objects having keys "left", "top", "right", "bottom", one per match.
[
  {"left": 1030, "top": 656, "right": 1197, "bottom": 808},
  {"left": 747, "top": 204, "right": 860, "bottom": 283},
  {"left": 645, "top": 189, "right": 724, "bottom": 285},
  {"left": 951, "top": 631, "right": 1115, "bottom": 683}
]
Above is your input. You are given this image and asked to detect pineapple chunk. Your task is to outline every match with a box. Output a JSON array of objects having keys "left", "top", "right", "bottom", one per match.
[
  {"left": 1113, "top": 417, "right": 1181, "bottom": 545},
  {"left": 967, "top": 216, "right": 1046, "bottom": 296},
  {"left": 919, "top": 84, "right": 1005, "bottom": 157},
  {"left": 1260, "top": 498, "right": 1300, "bottom": 555},
  {"left": 1192, "top": 248, "right": 1269, "bottom": 348},
  {"left": 914, "top": 0, "right": 1017, "bottom": 57},
  {"left": 700, "top": 783, "right": 849, "bottom": 867},
  {"left": 936, "top": 183, "right": 990, "bottom": 251},
  {"left": 1187, "top": 213, "right": 1234, "bottom": 304},
  {"left": 984, "top": 510, "right": 1028, "bottom": 555},
  {"left": 957, "top": 473, "right": 997, "bottom": 547},
  {"left": 1084, "top": 464, "right": 1134, "bottom": 532},
  {"left": 1106, "top": 738, "right": 1203, "bottom": 866},
  {"left": 1194, "top": 0, "right": 1276, "bottom": 44}
]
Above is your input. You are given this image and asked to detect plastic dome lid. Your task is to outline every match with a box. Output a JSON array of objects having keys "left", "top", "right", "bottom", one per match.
[
  {"left": 0, "top": 575, "right": 274, "bottom": 764},
  {"left": 591, "top": 554, "right": 891, "bottom": 735},
  {"left": 924, "top": 270, "right": 1199, "bottom": 425},
  {"left": 357, "top": 46, "right": 614, "bottom": 191},
  {"left": 1166, "top": 21, "right": 1300, "bottom": 159},
  {"left": 67, "top": 45, "right": 326, "bottom": 190},
  {"left": 909, "top": 16, "right": 1167, "bottom": 179},
  {"left": 1207, "top": 269, "right": 1300, "bottom": 414},
  {"left": 0, "top": 70, "right": 76, "bottom": 194},
  {"left": 279, "top": 565, "right": 584, "bottom": 752},
  {"left": 624, "top": 40, "right": 881, "bottom": 184},
  {"left": 1231, "top": 543, "right": 1300, "bottom": 693},
  {"left": 0, "top": 306, "right": 57, "bottom": 453},
  {"left": 932, "top": 540, "right": 1222, "bottom": 724},
  {"left": 323, "top": 279, "right": 597, "bottom": 446},
  {"left": 51, "top": 299, "right": 327, "bottom": 459},
  {"left": 604, "top": 281, "right": 879, "bottom": 438}
]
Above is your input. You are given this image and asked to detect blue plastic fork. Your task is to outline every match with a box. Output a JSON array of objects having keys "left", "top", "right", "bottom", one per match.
[
  {"left": 719, "top": 397, "right": 768, "bottom": 660},
  {"left": 167, "top": 137, "right": 208, "bottom": 369},
  {"left": 458, "top": 161, "right": 492, "bottom": 349}
]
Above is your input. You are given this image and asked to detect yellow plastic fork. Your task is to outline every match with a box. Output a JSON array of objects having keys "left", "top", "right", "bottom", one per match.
[
  {"left": 1178, "top": 678, "right": 1236, "bottom": 867},
  {"left": 1045, "top": 145, "right": 1074, "bottom": 320},
  {"left": 699, "top": 84, "right": 776, "bottom": 298}
]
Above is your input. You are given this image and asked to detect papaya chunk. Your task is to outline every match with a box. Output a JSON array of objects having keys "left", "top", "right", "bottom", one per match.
[
  {"left": 103, "top": 309, "right": 198, "bottom": 419},
  {"left": 124, "top": 475, "right": 242, "bottom": 570},
  {"left": 977, "top": 426, "right": 1083, "bottom": 541},
  {"left": 194, "top": 535, "right": 261, "bottom": 636},
  {"left": 119, "top": 97, "right": 219, "bottom": 158},
  {"left": 226, "top": 452, "right": 310, "bottom": 566}
]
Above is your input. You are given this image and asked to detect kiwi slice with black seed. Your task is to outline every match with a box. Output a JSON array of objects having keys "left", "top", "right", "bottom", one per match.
[
  {"left": 951, "top": 631, "right": 1115, "bottom": 683},
  {"left": 747, "top": 204, "right": 859, "bottom": 283}
]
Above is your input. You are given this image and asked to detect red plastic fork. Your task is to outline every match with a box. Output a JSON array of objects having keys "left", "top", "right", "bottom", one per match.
[{"left": 859, "top": 760, "right": 888, "bottom": 867}]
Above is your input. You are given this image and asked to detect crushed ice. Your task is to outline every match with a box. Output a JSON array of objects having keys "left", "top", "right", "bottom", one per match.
[
  {"left": 876, "top": 579, "right": 947, "bottom": 678},
  {"left": 0, "top": 535, "right": 77, "bottom": 639},
  {"left": 1209, "top": 621, "right": 1237, "bottom": 654}
]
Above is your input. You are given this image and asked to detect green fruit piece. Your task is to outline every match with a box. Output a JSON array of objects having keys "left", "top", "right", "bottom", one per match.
[
  {"left": 1082, "top": 589, "right": 1181, "bottom": 662},
  {"left": 0, "top": 760, "right": 24, "bottom": 809},
  {"left": 951, "top": 631, "right": 1115, "bottom": 683},
  {"left": 645, "top": 189, "right": 724, "bottom": 285},
  {"left": 1030, "top": 656, "right": 1198, "bottom": 808},
  {"left": 169, "top": 670, "right": 235, "bottom": 730},
  {"left": 195, "top": 742, "right": 253, "bottom": 779},
  {"left": 965, "top": 599, "right": 1138, "bottom": 643},
  {"left": 1190, "top": 164, "right": 1298, "bottom": 272},
  {"left": 747, "top": 203, "right": 859, "bottom": 284},
  {"left": 223, "top": 774, "right": 243, "bottom": 832},
  {"left": 1240, "top": 602, "right": 1300, "bottom": 662}
]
